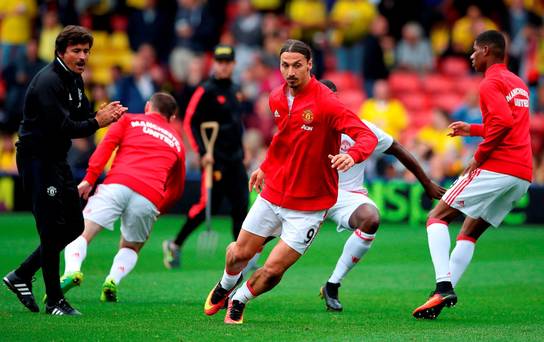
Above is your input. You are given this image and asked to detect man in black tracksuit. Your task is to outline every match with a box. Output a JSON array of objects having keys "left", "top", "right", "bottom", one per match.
[
  {"left": 163, "top": 45, "right": 248, "bottom": 268},
  {"left": 2, "top": 26, "right": 126, "bottom": 315}
]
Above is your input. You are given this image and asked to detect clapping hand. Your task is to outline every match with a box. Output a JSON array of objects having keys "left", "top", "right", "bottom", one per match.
[{"left": 95, "top": 101, "right": 127, "bottom": 127}]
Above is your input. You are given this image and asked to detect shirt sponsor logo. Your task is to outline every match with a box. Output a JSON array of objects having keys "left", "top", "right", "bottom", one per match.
[
  {"left": 301, "top": 124, "right": 313, "bottom": 131},
  {"left": 302, "top": 110, "right": 314, "bottom": 124}
]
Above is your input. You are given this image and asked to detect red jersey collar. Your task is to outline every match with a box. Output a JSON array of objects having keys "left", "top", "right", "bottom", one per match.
[
  {"left": 484, "top": 63, "right": 506, "bottom": 78},
  {"left": 283, "top": 76, "right": 317, "bottom": 97},
  {"left": 146, "top": 112, "right": 168, "bottom": 122}
]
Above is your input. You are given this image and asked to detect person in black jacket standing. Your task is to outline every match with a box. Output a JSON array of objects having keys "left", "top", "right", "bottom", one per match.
[
  {"left": 163, "top": 45, "right": 248, "bottom": 269},
  {"left": 2, "top": 25, "right": 127, "bottom": 316}
]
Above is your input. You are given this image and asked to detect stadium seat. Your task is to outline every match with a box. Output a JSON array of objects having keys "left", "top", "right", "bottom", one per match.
[
  {"left": 422, "top": 73, "right": 455, "bottom": 95},
  {"left": 431, "top": 93, "right": 464, "bottom": 113},
  {"left": 440, "top": 57, "right": 470, "bottom": 77},
  {"left": 91, "top": 68, "right": 113, "bottom": 85},
  {"left": 91, "top": 31, "right": 109, "bottom": 51},
  {"left": 87, "top": 52, "right": 108, "bottom": 69},
  {"left": 110, "top": 32, "right": 130, "bottom": 52},
  {"left": 337, "top": 89, "right": 366, "bottom": 113},
  {"left": 409, "top": 109, "right": 434, "bottom": 129},
  {"left": 118, "top": 52, "right": 134, "bottom": 73},
  {"left": 388, "top": 71, "right": 422, "bottom": 94},
  {"left": 397, "top": 92, "right": 430, "bottom": 112},
  {"left": 454, "top": 76, "right": 482, "bottom": 96},
  {"left": 322, "top": 71, "right": 363, "bottom": 91}
]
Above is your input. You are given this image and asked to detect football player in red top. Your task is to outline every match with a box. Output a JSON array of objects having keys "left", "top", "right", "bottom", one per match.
[
  {"left": 413, "top": 30, "right": 532, "bottom": 320},
  {"left": 203, "top": 39, "right": 378, "bottom": 324},
  {"left": 60, "top": 92, "right": 185, "bottom": 304}
]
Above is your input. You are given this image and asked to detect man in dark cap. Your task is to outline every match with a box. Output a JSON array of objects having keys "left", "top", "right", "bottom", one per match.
[{"left": 162, "top": 44, "right": 248, "bottom": 269}]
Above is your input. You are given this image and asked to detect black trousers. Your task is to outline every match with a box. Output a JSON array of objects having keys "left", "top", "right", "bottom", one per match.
[
  {"left": 174, "top": 160, "right": 248, "bottom": 248},
  {"left": 14, "top": 152, "right": 84, "bottom": 304}
]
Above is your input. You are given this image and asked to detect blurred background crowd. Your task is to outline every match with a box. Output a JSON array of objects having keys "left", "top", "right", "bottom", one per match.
[{"left": 0, "top": 0, "right": 543, "bottom": 189}]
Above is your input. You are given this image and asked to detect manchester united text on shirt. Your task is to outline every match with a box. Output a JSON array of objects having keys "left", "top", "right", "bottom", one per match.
[{"left": 131, "top": 120, "right": 181, "bottom": 152}]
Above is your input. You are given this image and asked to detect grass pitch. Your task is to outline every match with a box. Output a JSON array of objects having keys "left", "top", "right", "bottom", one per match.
[{"left": 0, "top": 213, "right": 543, "bottom": 341}]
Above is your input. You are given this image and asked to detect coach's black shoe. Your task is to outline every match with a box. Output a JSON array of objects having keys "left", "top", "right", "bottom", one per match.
[
  {"left": 45, "top": 298, "right": 81, "bottom": 316},
  {"left": 3, "top": 270, "right": 39, "bottom": 312},
  {"left": 320, "top": 282, "right": 343, "bottom": 311},
  {"left": 412, "top": 289, "right": 457, "bottom": 320}
]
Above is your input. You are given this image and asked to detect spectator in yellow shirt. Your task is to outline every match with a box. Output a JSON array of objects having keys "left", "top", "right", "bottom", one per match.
[
  {"left": 38, "top": 10, "right": 62, "bottom": 62},
  {"left": 330, "top": 0, "right": 376, "bottom": 73},
  {"left": 0, "top": 133, "right": 17, "bottom": 175},
  {"left": 0, "top": 0, "right": 37, "bottom": 70},
  {"left": 452, "top": 5, "right": 497, "bottom": 55},
  {"left": 416, "top": 108, "right": 463, "bottom": 179},
  {"left": 359, "top": 80, "right": 408, "bottom": 140},
  {"left": 286, "top": 0, "right": 327, "bottom": 78}
]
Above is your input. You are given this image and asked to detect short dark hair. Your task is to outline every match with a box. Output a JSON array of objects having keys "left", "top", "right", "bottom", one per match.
[
  {"left": 150, "top": 92, "right": 178, "bottom": 119},
  {"left": 280, "top": 39, "right": 312, "bottom": 61},
  {"left": 475, "top": 30, "right": 505, "bottom": 60},
  {"left": 320, "top": 79, "right": 337, "bottom": 93},
  {"left": 55, "top": 25, "right": 94, "bottom": 55}
]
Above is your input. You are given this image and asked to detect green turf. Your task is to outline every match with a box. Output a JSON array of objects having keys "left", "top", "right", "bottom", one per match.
[{"left": 0, "top": 213, "right": 543, "bottom": 341}]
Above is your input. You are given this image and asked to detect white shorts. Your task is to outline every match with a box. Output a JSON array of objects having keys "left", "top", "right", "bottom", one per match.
[
  {"left": 327, "top": 189, "right": 378, "bottom": 232},
  {"left": 443, "top": 169, "right": 530, "bottom": 227},
  {"left": 83, "top": 184, "right": 159, "bottom": 242},
  {"left": 241, "top": 195, "right": 327, "bottom": 255}
]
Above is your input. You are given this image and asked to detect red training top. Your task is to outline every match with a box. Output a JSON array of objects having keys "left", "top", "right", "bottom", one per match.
[
  {"left": 469, "top": 63, "right": 532, "bottom": 182},
  {"left": 84, "top": 113, "right": 186, "bottom": 212},
  {"left": 261, "top": 77, "right": 378, "bottom": 211}
]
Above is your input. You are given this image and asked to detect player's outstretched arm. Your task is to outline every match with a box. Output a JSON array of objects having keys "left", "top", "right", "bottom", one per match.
[{"left": 385, "top": 141, "right": 446, "bottom": 199}]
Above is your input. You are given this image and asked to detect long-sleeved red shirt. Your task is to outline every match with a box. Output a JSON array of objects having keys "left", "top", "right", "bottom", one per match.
[
  {"left": 469, "top": 63, "right": 532, "bottom": 182},
  {"left": 84, "top": 113, "right": 186, "bottom": 212},
  {"left": 261, "top": 77, "right": 378, "bottom": 211}
]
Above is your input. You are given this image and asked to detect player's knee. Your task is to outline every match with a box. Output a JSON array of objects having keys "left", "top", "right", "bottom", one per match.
[
  {"left": 120, "top": 241, "right": 143, "bottom": 253},
  {"left": 352, "top": 206, "right": 380, "bottom": 234},
  {"left": 229, "top": 244, "right": 254, "bottom": 264}
]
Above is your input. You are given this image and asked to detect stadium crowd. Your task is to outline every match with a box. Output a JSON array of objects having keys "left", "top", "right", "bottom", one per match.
[{"left": 0, "top": 0, "right": 544, "bottom": 189}]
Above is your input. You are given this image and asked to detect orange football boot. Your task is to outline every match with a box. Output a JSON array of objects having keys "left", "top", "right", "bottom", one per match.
[
  {"left": 412, "top": 290, "right": 457, "bottom": 319},
  {"left": 224, "top": 299, "right": 245, "bottom": 324},
  {"left": 204, "top": 282, "right": 236, "bottom": 316}
]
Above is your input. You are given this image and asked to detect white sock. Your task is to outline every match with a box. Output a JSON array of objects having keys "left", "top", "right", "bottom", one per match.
[
  {"left": 450, "top": 236, "right": 476, "bottom": 288},
  {"left": 328, "top": 230, "right": 375, "bottom": 284},
  {"left": 107, "top": 248, "right": 138, "bottom": 284},
  {"left": 241, "top": 252, "right": 261, "bottom": 278},
  {"left": 220, "top": 269, "right": 241, "bottom": 290},
  {"left": 232, "top": 281, "right": 256, "bottom": 304},
  {"left": 426, "top": 219, "right": 451, "bottom": 283},
  {"left": 64, "top": 236, "right": 87, "bottom": 274}
]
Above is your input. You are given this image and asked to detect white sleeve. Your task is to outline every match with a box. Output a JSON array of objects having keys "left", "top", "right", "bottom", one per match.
[{"left": 362, "top": 119, "right": 394, "bottom": 154}]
